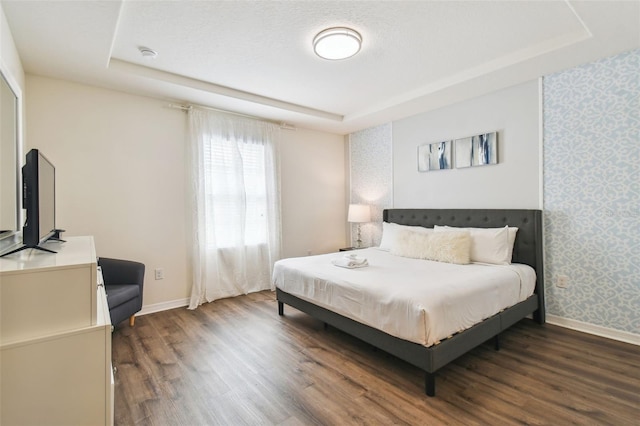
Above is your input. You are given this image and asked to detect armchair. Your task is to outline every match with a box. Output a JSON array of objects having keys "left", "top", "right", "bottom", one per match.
[{"left": 97, "top": 257, "right": 145, "bottom": 327}]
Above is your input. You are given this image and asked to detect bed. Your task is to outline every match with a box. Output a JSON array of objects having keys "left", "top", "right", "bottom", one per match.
[{"left": 274, "top": 208, "right": 545, "bottom": 396}]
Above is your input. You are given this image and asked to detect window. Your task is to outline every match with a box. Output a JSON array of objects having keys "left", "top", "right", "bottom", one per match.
[
  {"left": 203, "top": 137, "right": 268, "bottom": 248},
  {"left": 187, "top": 108, "right": 281, "bottom": 308}
]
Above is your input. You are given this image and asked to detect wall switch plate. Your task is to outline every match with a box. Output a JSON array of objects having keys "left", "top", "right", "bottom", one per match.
[{"left": 154, "top": 268, "right": 164, "bottom": 280}]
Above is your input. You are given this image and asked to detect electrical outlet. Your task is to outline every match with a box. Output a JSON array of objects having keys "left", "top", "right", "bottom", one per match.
[
  {"left": 154, "top": 268, "right": 164, "bottom": 280},
  {"left": 556, "top": 275, "right": 569, "bottom": 288}
]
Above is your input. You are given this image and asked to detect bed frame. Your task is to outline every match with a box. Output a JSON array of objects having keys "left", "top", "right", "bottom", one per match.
[{"left": 276, "top": 208, "right": 545, "bottom": 397}]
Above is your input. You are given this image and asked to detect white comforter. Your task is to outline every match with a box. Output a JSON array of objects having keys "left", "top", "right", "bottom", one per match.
[{"left": 273, "top": 248, "right": 536, "bottom": 347}]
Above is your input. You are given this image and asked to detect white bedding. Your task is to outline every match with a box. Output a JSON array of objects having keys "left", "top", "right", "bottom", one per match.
[{"left": 273, "top": 248, "right": 536, "bottom": 347}]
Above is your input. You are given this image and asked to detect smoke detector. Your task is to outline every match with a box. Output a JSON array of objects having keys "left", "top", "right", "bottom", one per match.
[{"left": 138, "top": 46, "right": 158, "bottom": 59}]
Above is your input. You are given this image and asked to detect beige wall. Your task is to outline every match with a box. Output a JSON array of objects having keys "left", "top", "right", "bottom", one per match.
[
  {"left": 280, "top": 127, "right": 346, "bottom": 258},
  {"left": 25, "top": 75, "right": 346, "bottom": 311}
]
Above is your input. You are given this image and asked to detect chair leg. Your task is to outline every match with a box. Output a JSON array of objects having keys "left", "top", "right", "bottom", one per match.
[{"left": 129, "top": 315, "right": 135, "bottom": 327}]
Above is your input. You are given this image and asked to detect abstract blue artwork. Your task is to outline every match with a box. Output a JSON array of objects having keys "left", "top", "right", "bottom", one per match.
[
  {"left": 455, "top": 131, "right": 498, "bottom": 168},
  {"left": 418, "top": 140, "right": 452, "bottom": 172}
]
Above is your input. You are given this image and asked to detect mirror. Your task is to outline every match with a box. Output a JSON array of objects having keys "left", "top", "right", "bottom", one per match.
[{"left": 0, "top": 66, "right": 20, "bottom": 246}]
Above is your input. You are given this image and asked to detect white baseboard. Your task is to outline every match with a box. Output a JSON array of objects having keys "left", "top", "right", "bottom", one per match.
[
  {"left": 547, "top": 314, "right": 640, "bottom": 346},
  {"left": 138, "top": 298, "right": 190, "bottom": 316}
]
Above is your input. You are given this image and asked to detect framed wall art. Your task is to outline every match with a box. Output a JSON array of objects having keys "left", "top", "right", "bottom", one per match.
[
  {"left": 455, "top": 132, "right": 498, "bottom": 168},
  {"left": 418, "top": 140, "right": 452, "bottom": 172}
]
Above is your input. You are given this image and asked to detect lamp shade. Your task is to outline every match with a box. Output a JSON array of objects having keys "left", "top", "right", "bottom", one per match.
[{"left": 347, "top": 204, "right": 371, "bottom": 223}]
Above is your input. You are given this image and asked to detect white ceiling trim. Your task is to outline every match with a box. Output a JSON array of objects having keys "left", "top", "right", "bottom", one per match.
[
  {"left": 108, "top": 58, "right": 344, "bottom": 121},
  {"left": 104, "top": 0, "right": 125, "bottom": 68},
  {"left": 564, "top": 0, "right": 593, "bottom": 39},
  {"left": 345, "top": 27, "right": 592, "bottom": 122}
]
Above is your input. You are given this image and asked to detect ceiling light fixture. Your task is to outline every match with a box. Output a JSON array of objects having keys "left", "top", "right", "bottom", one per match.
[
  {"left": 313, "top": 27, "right": 362, "bottom": 60},
  {"left": 138, "top": 46, "right": 158, "bottom": 59}
]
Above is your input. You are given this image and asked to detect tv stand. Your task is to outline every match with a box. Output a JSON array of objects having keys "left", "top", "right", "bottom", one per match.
[
  {"left": 0, "top": 243, "right": 57, "bottom": 258},
  {"left": 0, "top": 229, "right": 66, "bottom": 258}
]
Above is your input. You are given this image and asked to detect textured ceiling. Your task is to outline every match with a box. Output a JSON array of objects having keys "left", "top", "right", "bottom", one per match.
[{"left": 2, "top": 0, "right": 639, "bottom": 134}]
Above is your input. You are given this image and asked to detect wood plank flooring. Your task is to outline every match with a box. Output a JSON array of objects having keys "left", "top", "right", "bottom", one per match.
[{"left": 112, "top": 291, "right": 640, "bottom": 425}]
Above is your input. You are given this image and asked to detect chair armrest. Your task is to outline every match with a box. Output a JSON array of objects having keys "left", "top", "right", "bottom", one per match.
[{"left": 98, "top": 257, "right": 145, "bottom": 288}]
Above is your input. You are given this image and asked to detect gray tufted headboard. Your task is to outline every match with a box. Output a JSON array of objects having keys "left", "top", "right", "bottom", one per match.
[{"left": 383, "top": 208, "right": 545, "bottom": 321}]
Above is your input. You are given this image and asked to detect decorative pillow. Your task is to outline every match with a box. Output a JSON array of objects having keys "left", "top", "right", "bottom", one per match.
[
  {"left": 390, "top": 229, "right": 471, "bottom": 265},
  {"left": 379, "top": 222, "right": 431, "bottom": 251},
  {"left": 434, "top": 225, "right": 516, "bottom": 265}
]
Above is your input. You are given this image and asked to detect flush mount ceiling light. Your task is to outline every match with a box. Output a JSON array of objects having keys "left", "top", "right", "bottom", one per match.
[
  {"left": 138, "top": 46, "right": 158, "bottom": 59},
  {"left": 313, "top": 27, "right": 362, "bottom": 60}
]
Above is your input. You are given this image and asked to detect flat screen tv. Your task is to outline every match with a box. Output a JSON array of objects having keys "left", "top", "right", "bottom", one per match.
[{"left": 1, "top": 149, "right": 63, "bottom": 257}]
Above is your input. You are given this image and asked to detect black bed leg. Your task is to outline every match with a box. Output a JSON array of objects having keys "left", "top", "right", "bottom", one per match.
[
  {"left": 494, "top": 334, "right": 501, "bottom": 351},
  {"left": 278, "top": 301, "right": 284, "bottom": 316},
  {"left": 425, "top": 372, "right": 436, "bottom": 397}
]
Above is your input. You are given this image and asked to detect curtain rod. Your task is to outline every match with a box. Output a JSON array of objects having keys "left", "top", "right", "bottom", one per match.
[{"left": 166, "top": 103, "right": 297, "bottom": 131}]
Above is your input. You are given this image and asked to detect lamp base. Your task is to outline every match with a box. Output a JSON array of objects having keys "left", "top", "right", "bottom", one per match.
[{"left": 355, "top": 224, "right": 363, "bottom": 248}]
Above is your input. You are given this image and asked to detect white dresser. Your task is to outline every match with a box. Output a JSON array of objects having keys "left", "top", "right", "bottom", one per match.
[{"left": 0, "top": 236, "right": 114, "bottom": 426}]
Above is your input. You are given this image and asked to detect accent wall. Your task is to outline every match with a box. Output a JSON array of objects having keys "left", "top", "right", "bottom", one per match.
[
  {"left": 349, "top": 123, "right": 393, "bottom": 247},
  {"left": 543, "top": 48, "right": 639, "bottom": 336}
]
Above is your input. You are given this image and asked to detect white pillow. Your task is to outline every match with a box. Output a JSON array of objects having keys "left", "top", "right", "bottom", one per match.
[
  {"left": 378, "top": 222, "right": 394, "bottom": 250},
  {"left": 390, "top": 229, "right": 471, "bottom": 265},
  {"left": 378, "top": 222, "right": 431, "bottom": 251},
  {"left": 506, "top": 227, "right": 518, "bottom": 261},
  {"left": 434, "top": 225, "right": 515, "bottom": 265}
]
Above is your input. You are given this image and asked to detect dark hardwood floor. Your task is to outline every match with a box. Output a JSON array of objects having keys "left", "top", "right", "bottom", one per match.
[{"left": 112, "top": 291, "right": 640, "bottom": 425}]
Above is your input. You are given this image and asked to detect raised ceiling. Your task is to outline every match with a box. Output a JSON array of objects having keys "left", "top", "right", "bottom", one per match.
[{"left": 2, "top": 0, "right": 639, "bottom": 134}]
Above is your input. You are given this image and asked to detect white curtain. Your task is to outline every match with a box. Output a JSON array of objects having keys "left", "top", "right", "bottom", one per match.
[{"left": 187, "top": 108, "right": 281, "bottom": 309}]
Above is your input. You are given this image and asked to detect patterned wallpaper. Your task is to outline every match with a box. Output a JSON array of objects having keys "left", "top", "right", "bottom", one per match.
[
  {"left": 543, "top": 48, "right": 639, "bottom": 334},
  {"left": 349, "top": 123, "right": 393, "bottom": 247}
]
